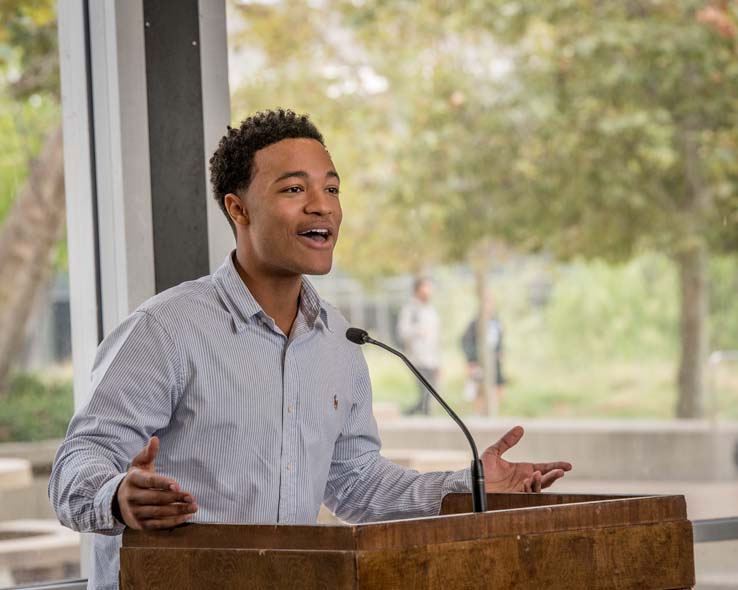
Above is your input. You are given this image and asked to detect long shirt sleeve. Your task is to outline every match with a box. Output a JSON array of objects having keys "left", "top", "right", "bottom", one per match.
[{"left": 48, "top": 311, "right": 181, "bottom": 535}]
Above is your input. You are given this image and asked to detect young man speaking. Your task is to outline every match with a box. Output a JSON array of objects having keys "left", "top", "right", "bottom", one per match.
[{"left": 50, "top": 109, "right": 571, "bottom": 589}]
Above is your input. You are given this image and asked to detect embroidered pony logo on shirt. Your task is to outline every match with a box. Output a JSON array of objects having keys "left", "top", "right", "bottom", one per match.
[{"left": 333, "top": 394, "right": 339, "bottom": 411}]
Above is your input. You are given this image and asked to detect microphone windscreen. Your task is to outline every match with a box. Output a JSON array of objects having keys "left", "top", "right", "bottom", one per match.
[{"left": 345, "top": 327, "right": 369, "bottom": 345}]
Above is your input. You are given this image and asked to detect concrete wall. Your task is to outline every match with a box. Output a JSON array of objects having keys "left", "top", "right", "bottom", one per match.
[
  {"left": 377, "top": 417, "right": 738, "bottom": 481},
  {"left": 0, "top": 441, "right": 60, "bottom": 522}
]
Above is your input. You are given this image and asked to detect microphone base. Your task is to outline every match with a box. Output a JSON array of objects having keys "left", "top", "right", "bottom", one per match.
[{"left": 471, "top": 459, "right": 487, "bottom": 513}]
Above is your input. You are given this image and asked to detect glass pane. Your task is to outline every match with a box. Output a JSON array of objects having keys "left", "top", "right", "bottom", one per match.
[
  {"left": 225, "top": 0, "right": 738, "bottom": 576},
  {"left": 0, "top": 4, "right": 80, "bottom": 587}
]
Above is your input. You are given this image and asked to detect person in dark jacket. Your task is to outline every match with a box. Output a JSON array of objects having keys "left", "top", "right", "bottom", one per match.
[{"left": 461, "top": 294, "right": 506, "bottom": 414}]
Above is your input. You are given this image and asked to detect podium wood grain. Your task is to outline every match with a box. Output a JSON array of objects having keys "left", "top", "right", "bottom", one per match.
[{"left": 120, "top": 493, "right": 694, "bottom": 589}]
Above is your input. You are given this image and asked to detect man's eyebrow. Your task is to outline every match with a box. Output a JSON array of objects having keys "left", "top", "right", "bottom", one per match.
[
  {"left": 273, "top": 170, "right": 341, "bottom": 183},
  {"left": 274, "top": 170, "right": 308, "bottom": 183}
]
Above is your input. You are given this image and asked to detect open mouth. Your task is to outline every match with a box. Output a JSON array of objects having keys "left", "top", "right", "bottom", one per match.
[{"left": 297, "top": 228, "right": 332, "bottom": 244}]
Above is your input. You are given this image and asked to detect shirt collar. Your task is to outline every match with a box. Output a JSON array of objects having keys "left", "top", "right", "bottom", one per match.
[
  {"left": 212, "top": 251, "right": 331, "bottom": 333},
  {"left": 301, "top": 276, "right": 332, "bottom": 333}
]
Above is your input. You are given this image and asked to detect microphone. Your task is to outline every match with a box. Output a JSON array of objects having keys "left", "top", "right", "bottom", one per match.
[{"left": 346, "top": 327, "right": 487, "bottom": 513}]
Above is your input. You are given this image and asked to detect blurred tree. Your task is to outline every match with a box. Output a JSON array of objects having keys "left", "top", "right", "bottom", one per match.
[
  {"left": 0, "top": 0, "right": 64, "bottom": 395},
  {"left": 463, "top": 0, "right": 738, "bottom": 418},
  {"left": 230, "top": 0, "right": 738, "bottom": 417}
]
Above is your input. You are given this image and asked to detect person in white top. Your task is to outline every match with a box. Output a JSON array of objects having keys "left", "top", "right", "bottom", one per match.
[{"left": 396, "top": 277, "right": 440, "bottom": 415}]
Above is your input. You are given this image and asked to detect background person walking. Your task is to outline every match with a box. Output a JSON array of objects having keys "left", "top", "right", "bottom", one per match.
[
  {"left": 462, "top": 293, "right": 506, "bottom": 415},
  {"left": 396, "top": 277, "right": 440, "bottom": 415}
]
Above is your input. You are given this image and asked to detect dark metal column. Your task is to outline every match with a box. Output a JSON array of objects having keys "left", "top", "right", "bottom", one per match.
[{"left": 144, "top": 0, "right": 210, "bottom": 292}]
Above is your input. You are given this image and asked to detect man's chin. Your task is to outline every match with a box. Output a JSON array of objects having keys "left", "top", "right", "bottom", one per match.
[
  {"left": 301, "top": 256, "right": 333, "bottom": 276},
  {"left": 304, "top": 263, "right": 333, "bottom": 276},
  {"left": 286, "top": 250, "right": 334, "bottom": 276}
]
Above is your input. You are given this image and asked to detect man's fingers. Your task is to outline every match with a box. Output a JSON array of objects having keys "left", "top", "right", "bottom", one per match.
[
  {"left": 540, "top": 469, "right": 566, "bottom": 489},
  {"left": 533, "top": 461, "right": 572, "bottom": 474},
  {"left": 131, "top": 436, "right": 160, "bottom": 468},
  {"left": 532, "top": 471, "right": 542, "bottom": 493},
  {"left": 487, "top": 425, "right": 524, "bottom": 457},
  {"left": 127, "top": 469, "right": 179, "bottom": 491},
  {"left": 135, "top": 502, "right": 198, "bottom": 521},
  {"left": 521, "top": 471, "right": 544, "bottom": 493},
  {"left": 128, "top": 489, "right": 195, "bottom": 506},
  {"left": 140, "top": 514, "right": 194, "bottom": 530}
]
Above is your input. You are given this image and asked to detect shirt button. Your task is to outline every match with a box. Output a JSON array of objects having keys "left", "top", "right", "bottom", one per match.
[
  {"left": 287, "top": 463, "right": 293, "bottom": 472},
  {"left": 287, "top": 404, "right": 294, "bottom": 414}
]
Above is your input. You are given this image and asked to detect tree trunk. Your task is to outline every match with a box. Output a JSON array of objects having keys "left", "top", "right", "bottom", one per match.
[
  {"left": 0, "top": 125, "right": 66, "bottom": 395},
  {"left": 674, "top": 114, "right": 711, "bottom": 419},
  {"left": 675, "top": 242, "right": 708, "bottom": 418}
]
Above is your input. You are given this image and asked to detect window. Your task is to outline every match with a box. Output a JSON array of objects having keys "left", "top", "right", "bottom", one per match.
[
  {"left": 226, "top": 1, "right": 738, "bottom": 586},
  {"left": 0, "top": 5, "right": 79, "bottom": 587}
]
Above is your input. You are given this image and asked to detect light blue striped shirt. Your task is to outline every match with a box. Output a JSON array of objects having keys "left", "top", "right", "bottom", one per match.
[{"left": 49, "top": 252, "right": 470, "bottom": 589}]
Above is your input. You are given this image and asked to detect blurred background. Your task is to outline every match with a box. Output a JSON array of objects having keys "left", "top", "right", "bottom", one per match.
[{"left": 0, "top": 0, "right": 736, "bottom": 588}]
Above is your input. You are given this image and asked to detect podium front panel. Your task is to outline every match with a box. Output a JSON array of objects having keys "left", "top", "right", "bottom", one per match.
[{"left": 120, "top": 493, "right": 694, "bottom": 589}]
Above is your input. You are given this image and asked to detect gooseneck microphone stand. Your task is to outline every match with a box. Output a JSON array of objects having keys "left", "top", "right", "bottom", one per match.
[{"left": 346, "top": 327, "right": 487, "bottom": 513}]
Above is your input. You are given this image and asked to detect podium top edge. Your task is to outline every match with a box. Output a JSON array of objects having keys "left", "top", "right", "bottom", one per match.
[{"left": 122, "top": 494, "right": 688, "bottom": 551}]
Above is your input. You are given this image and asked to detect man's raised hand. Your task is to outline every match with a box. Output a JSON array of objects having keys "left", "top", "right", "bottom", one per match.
[
  {"left": 480, "top": 426, "right": 572, "bottom": 493},
  {"left": 114, "top": 436, "right": 198, "bottom": 529}
]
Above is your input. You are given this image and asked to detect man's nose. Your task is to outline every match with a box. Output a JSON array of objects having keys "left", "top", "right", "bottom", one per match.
[{"left": 305, "top": 187, "right": 334, "bottom": 215}]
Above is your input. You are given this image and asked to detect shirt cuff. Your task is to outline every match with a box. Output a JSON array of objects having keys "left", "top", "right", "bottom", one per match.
[{"left": 93, "top": 472, "right": 128, "bottom": 535}]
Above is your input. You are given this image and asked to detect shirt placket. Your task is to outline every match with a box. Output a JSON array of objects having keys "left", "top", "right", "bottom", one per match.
[{"left": 278, "top": 337, "right": 299, "bottom": 523}]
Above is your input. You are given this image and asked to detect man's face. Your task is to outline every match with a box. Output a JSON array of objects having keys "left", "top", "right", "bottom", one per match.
[
  {"left": 238, "top": 138, "right": 342, "bottom": 277},
  {"left": 416, "top": 280, "right": 433, "bottom": 303}
]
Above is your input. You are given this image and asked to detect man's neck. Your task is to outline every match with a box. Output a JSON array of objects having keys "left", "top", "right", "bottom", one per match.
[{"left": 233, "top": 251, "right": 302, "bottom": 336}]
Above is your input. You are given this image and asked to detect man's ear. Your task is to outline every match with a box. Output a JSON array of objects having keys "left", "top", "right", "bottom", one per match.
[{"left": 224, "top": 193, "right": 249, "bottom": 226}]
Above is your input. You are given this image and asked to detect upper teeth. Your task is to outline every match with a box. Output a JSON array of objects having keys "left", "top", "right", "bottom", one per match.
[{"left": 301, "top": 229, "right": 328, "bottom": 235}]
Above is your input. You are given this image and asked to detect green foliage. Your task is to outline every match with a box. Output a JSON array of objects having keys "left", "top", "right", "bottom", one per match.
[
  {"left": 500, "top": 359, "right": 681, "bottom": 419},
  {"left": 0, "top": 372, "right": 73, "bottom": 442},
  {"left": 540, "top": 255, "right": 680, "bottom": 362},
  {"left": 496, "top": 253, "right": 738, "bottom": 366},
  {"left": 0, "top": 0, "right": 59, "bottom": 100},
  {"left": 228, "top": 0, "right": 738, "bottom": 278},
  {"left": 0, "top": 91, "right": 60, "bottom": 223},
  {"left": 0, "top": 0, "right": 63, "bottom": 264},
  {"left": 482, "top": 0, "right": 738, "bottom": 259},
  {"left": 710, "top": 255, "right": 738, "bottom": 350}
]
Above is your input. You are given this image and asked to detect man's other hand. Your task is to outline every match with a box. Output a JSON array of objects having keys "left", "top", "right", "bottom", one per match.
[
  {"left": 481, "top": 426, "right": 572, "bottom": 493},
  {"left": 114, "top": 436, "right": 198, "bottom": 529}
]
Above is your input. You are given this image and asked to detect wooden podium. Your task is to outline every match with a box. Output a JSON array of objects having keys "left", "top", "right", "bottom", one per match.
[{"left": 120, "top": 493, "right": 695, "bottom": 589}]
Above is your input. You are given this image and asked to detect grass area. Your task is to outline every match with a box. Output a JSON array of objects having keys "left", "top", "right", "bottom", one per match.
[
  {"left": 366, "top": 253, "right": 738, "bottom": 420},
  {"left": 365, "top": 347, "right": 738, "bottom": 420},
  {"left": 0, "top": 371, "right": 74, "bottom": 442}
]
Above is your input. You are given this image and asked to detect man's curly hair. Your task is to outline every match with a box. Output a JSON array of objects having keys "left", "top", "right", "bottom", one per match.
[{"left": 209, "top": 109, "right": 325, "bottom": 233}]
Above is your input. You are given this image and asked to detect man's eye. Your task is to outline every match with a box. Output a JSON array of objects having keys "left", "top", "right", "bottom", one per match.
[
  {"left": 283, "top": 186, "right": 304, "bottom": 193},
  {"left": 327, "top": 187, "right": 340, "bottom": 195}
]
